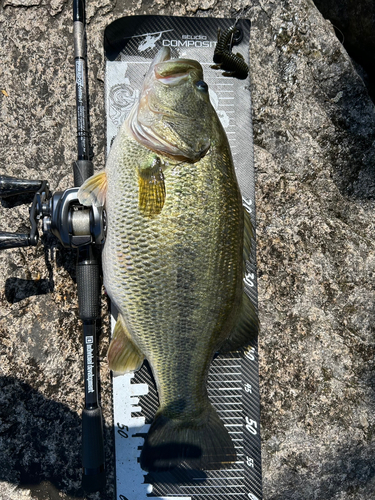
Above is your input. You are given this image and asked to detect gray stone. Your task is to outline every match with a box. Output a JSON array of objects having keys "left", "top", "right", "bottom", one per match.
[
  {"left": 3, "top": 0, "right": 41, "bottom": 7},
  {"left": 0, "top": 0, "right": 374, "bottom": 499}
]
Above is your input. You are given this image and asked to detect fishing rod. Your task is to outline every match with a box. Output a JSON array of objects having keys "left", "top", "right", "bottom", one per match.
[
  {"left": 73, "top": 0, "right": 106, "bottom": 492},
  {"left": 0, "top": 0, "right": 106, "bottom": 492}
]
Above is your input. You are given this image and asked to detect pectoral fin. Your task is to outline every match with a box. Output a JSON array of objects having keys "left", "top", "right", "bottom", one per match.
[
  {"left": 77, "top": 171, "right": 107, "bottom": 207},
  {"left": 107, "top": 317, "right": 144, "bottom": 374},
  {"left": 138, "top": 156, "right": 166, "bottom": 217},
  {"left": 219, "top": 292, "right": 259, "bottom": 354}
]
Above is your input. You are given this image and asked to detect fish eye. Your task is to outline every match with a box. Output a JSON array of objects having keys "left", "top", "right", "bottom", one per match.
[{"left": 196, "top": 80, "right": 208, "bottom": 92}]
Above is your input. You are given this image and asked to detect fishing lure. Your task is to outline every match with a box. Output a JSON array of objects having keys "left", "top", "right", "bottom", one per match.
[
  {"left": 215, "top": 50, "right": 249, "bottom": 79},
  {"left": 212, "top": 24, "right": 249, "bottom": 80},
  {"left": 213, "top": 24, "right": 239, "bottom": 63}
]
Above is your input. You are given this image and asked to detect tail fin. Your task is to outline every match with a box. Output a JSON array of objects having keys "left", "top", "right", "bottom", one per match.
[{"left": 140, "top": 403, "right": 236, "bottom": 471}]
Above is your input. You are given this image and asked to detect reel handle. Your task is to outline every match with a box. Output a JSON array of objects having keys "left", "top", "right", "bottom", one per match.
[
  {"left": 0, "top": 232, "right": 32, "bottom": 249},
  {"left": 0, "top": 175, "right": 45, "bottom": 197}
]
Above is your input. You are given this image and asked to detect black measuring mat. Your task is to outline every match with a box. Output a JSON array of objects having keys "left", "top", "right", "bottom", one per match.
[{"left": 105, "top": 15, "right": 261, "bottom": 500}]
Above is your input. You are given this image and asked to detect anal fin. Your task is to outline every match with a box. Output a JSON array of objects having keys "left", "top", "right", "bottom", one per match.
[{"left": 107, "top": 317, "right": 144, "bottom": 374}]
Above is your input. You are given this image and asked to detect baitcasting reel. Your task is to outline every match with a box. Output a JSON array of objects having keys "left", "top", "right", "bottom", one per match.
[
  {"left": 0, "top": 174, "right": 106, "bottom": 250},
  {"left": 0, "top": 171, "right": 107, "bottom": 491}
]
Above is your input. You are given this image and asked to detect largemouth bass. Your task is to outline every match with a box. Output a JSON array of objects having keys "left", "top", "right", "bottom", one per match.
[{"left": 78, "top": 47, "right": 258, "bottom": 471}]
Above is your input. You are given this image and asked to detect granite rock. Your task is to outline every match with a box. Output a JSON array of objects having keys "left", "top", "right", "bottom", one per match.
[{"left": 0, "top": 0, "right": 374, "bottom": 499}]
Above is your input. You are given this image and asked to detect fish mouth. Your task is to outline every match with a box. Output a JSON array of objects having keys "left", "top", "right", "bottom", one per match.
[
  {"left": 154, "top": 59, "right": 203, "bottom": 85},
  {"left": 141, "top": 47, "right": 172, "bottom": 88},
  {"left": 143, "top": 47, "right": 203, "bottom": 90},
  {"left": 125, "top": 48, "right": 208, "bottom": 162}
]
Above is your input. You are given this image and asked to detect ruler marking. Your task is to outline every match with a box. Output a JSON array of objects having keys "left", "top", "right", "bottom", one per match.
[
  {"left": 216, "top": 77, "right": 242, "bottom": 81},
  {"left": 209, "top": 395, "right": 242, "bottom": 398},
  {"left": 216, "top": 358, "right": 242, "bottom": 360},
  {"left": 177, "top": 494, "right": 247, "bottom": 496},
  {"left": 149, "top": 497, "right": 191, "bottom": 500},
  {"left": 212, "top": 402, "right": 243, "bottom": 406},
  {"left": 208, "top": 378, "right": 242, "bottom": 382},
  {"left": 218, "top": 409, "right": 243, "bottom": 412},
  {"left": 209, "top": 372, "right": 242, "bottom": 375},
  {"left": 210, "top": 365, "right": 241, "bottom": 369},
  {"left": 193, "top": 477, "right": 245, "bottom": 481},
  {"left": 208, "top": 372, "right": 242, "bottom": 384},
  {"left": 180, "top": 485, "right": 245, "bottom": 489}
]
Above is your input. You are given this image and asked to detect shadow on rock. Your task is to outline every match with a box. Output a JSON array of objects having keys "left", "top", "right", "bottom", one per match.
[
  {"left": 313, "top": 0, "right": 375, "bottom": 102},
  {"left": 5, "top": 277, "right": 52, "bottom": 303},
  {"left": 0, "top": 376, "right": 114, "bottom": 499},
  {"left": 328, "top": 80, "right": 375, "bottom": 200},
  {"left": 1, "top": 192, "right": 36, "bottom": 209}
]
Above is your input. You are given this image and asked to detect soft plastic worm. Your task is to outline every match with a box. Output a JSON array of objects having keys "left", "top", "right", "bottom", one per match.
[
  {"left": 213, "top": 24, "right": 249, "bottom": 79},
  {"left": 213, "top": 25, "right": 239, "bottom": 63},
  {"left": 217, "top": 51, "right": 249, "bottom": 79}
]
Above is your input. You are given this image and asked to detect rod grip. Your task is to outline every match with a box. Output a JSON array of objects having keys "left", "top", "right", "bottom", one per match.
[
  {"left": 82, "top": 407, "right": 106, "bottom": 492},
  {"left": 76, "top": 247, "right": 101, "bottom": 321},
  {"left": 73, "top": 160, "right": 94, "bottom": 187}
]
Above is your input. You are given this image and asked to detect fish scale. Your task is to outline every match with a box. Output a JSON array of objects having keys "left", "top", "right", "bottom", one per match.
[{"left": 103, "top": 14, "right": 261, "bottom": 500}]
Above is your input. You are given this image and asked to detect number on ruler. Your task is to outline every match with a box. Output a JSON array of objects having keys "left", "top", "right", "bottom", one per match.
[
  {"left": 244, "top": 383, "right": 252, "bottom": 393},
  {"left": 245, "top": 347, "right": 255, "bottom": 361},
  {"left": 246, "top": 456, "right": 254, "bottom": 468},
  {"left": 245, "top": 416, "right": 258, "bottom": 435},
  {"left": 248, "top": 494, "right": 259, "bottom": 500},
  {"left": 244, "top": 271, "right": 255, "bottom": 287},
  {"left": 117, "top": 423, "right": 129, "bottom": 439},
  {"left": 243, "top": 196, "right": 253, "bottom": 214}
]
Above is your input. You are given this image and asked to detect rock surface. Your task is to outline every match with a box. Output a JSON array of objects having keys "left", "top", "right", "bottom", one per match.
[{"left": 0, "top": 0, "right": 374, "bottom": 499}]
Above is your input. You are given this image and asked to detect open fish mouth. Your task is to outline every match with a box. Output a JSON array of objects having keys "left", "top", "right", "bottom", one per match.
[
  {"left": 143, "top": 47, "right": 203, "bottom": 86},
  {"left": 125, "top": 47, "right": 209, "bottom": 162},
  {"left": 154, "top": 71, "right": 189, "bottom": 86},
  {"left": 154, "top": 57, "right": 203, "bottom": 86}
]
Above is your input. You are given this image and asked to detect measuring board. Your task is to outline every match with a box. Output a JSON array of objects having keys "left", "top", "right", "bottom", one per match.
[{"left": 104, "top": 15, "right": 261, "bottom": 500}]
